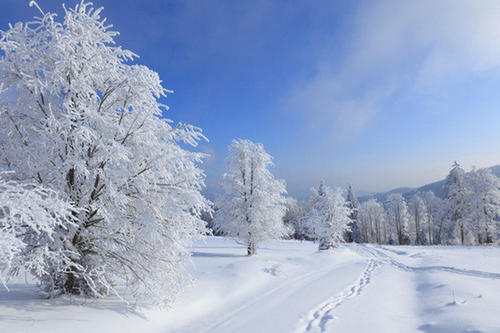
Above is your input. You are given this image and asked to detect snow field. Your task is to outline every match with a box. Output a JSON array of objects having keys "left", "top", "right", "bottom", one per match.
[{"left": 1, "top": 237, "right": 500, "bottom": 333}]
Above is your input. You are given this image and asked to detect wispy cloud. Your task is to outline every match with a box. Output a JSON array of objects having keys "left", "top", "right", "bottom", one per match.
[{"left": 288, "top": 0, "right": 500, "bottom": 140}]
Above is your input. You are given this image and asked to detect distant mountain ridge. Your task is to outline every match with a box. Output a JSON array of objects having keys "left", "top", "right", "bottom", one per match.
[{"left": 358, "top": 165, "right": 500, "bottom": 203}]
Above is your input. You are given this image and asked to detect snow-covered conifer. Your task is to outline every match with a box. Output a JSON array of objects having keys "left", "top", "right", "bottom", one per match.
[
  {"left": 213, "top": 139, "right": 288, "bottom": 255},
  {"left": 303, "top": 182, "right": 351, "bottom": 250},
  {"left": 344, "top": 184, "right": 361, "bottom": 243},
  {"left": 0, "top": 2, "right": 209, "bottom": 303}
]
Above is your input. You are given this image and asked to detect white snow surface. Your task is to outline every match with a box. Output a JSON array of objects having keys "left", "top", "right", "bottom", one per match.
[{"left": 1, "top": 237, "right": 500, "bottom": 332}]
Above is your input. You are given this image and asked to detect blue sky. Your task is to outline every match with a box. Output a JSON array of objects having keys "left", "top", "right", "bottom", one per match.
[{"left": 3, "top": 0, "right": 500, "bottom": 199}]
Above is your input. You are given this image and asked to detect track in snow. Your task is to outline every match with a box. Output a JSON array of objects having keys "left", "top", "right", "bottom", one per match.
[
  {"left": 295, "top": 243, "right": 500, "bottom": 333},
  {"left": 204, "top": 269, "right": 319, "bottom": 332},
  {"left": 203, "top": 261, "right": 358, "bottom": 333},
  {"left": 359, "top": 244, "right": 500, "bottom": 280},
  {"left": 295, "top": 259, "right": 379, "bottom": 333}
]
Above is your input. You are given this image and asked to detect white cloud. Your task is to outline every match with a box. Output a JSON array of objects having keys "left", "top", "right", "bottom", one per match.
[{"left": 289, "top": 0, "right": 500, "bottom": 139}]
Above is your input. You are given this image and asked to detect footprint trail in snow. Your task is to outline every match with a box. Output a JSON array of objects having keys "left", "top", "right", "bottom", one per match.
[{"left": 295, "top": 259, "right": 380, "bottom": 333}]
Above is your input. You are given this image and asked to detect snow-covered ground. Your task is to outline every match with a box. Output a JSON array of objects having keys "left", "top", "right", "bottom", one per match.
[{"left": 1, "top": 237, "right": 500, "bottom": 332}]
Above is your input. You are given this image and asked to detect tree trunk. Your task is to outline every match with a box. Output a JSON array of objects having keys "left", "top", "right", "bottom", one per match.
[
  {"left": 64, "top": 270, "right": 75, "bottom": 293},
  {"left": 460, "top": 223, "right": 465, "bottom": 245},
  {"left": 247, "top": 241, "right": 256, "bottom": 256},
  {"left": 428, "top": 219, "right": 432, "bottom": 246}
]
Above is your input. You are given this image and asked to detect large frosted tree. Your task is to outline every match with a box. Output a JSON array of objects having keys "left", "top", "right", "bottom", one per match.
[
  {"left": 303, "top": 182, "right": 351, "bottom": 250},
  {"left": 213, "top": 139, "right": 288, "bottom": 255},
  {"left": 0, "top": 2, "right": 209, "bottom": 303}
]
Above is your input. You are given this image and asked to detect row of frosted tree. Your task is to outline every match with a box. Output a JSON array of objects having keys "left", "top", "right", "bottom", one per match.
[
  {"left": 211, "top": 139, "right": 351, "bottom": 255},
  {"left": 212, "top": 146, "right": 500, "bottom": 260},
  {"left": 283, "top": 162, "right": 500, "bottom": 246}
]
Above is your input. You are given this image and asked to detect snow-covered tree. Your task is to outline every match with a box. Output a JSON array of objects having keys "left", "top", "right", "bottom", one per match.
[
  {"left": 303, "top": 182, "right": 351, "bottom": 250},
  {"left": 283, "top": 197, "right": 307, "bottom": 240},
  {"left": 344, "top": 184, "right": 361, "bottom": 243},
  {"left": 358, "top": 199, "right": 386, "bottom": 243},
  {"left": 213, "top": 139, "right": 288, "bottom": 255},
  {"left": 465, "top": 168, "right": 500, "bottom": 244},
  {"left": 421, "top": 191, "right": 445, "bottom": 245},
  {"left": 0, "top": 2, "right": 209, "bottom": 303},
  {"left": 384, "top": 194, "right": 411, "bottom": 245},
  {"left": 408, "top": 194, "right": 428, "bottom": 245},
  {"left": 444, "top": 162, "right": 469, "bottom": 244}
]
